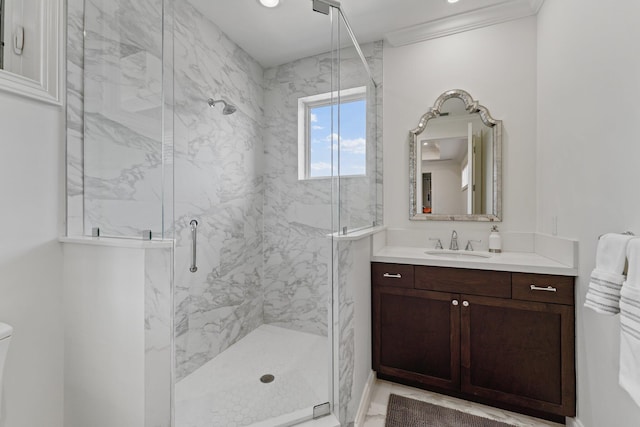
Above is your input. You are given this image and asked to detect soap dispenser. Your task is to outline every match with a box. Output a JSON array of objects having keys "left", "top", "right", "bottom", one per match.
[{"left": 489, "top": 225, "right": 502, "bottom": 253}]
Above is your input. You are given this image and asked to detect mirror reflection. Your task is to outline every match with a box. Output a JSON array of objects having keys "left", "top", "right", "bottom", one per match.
[
  {"left": 410, "top": 89, "right": 502, "bottom": 221},
  {"left": 0, "top": 0, "right": 41, "bottom": 81}
]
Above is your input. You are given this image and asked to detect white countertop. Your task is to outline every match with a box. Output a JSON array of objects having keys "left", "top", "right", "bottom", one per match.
[{"left": 372, "top": 246, "right": 577, "bottom": 276}]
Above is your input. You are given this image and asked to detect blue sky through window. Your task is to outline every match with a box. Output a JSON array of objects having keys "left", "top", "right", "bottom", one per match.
[{"left": 309, "top": 98, "right": 366, "bottom": 177}]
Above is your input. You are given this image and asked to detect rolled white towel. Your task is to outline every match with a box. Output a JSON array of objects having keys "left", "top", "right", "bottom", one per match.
[
  {"left": 585, "top": 233, "right": 635, "bottom": 314},
  {"left": 584, "top": 270, "right": 627, "bottom": 314}
]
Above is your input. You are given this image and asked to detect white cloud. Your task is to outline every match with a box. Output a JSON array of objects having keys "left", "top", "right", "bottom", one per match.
[
  {"left": 324, "top": 133, "right": 339, "bottom": 143},
  {"left": 340, "top": 137, "right": 366, "bottom": 154},
  {"left": 325, "top": 135, "right": 366, "bottom": 154},
  {"left": 310, "top": 161, "right": 332, "bottom": 171},
  {"left": 312, "top": 125, "right": 324, "bottom": 130},
  {"left": 310, "top": 113, "right": 318, "bottom": 123}
]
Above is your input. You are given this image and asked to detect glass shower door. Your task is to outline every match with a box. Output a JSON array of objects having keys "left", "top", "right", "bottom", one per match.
[
  {"left": 171, "top": 2, "right": 338, "bottom": 426},
  {"left": 82, "top": 0, "right": 167, "bottom": 239}
]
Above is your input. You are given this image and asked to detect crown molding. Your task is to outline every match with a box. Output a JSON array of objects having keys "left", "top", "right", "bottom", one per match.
[
  {"left": 530, "top": 0, "right": 546, "bottom": 13},
  {"left": 385, "top": 0, "right": 545, "bottom": 47}
]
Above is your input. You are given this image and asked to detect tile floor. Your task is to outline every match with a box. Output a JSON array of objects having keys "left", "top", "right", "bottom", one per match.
[
  {"left": 362, "top": 379, "right": 564, "bottom": 427},
  {"left": 175, "top": 324, "right": 329, "bottom": 427}
]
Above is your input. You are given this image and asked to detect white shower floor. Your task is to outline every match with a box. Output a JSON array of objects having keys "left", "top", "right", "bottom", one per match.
[{"left": 175, "top": 324, "right": 330, "bottom": 427}]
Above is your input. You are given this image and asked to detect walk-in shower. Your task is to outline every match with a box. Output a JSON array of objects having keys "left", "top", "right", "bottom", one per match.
[{"left": 71, "top": 0, "right": 381, "bottom": 425}]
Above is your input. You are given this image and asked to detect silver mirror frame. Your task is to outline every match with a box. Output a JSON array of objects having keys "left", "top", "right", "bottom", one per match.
[
  {"left": 0, "top": 0, "right": 62, "bottom": 105},
  {"left": 409, "top": 89, "right": 502, "bottom": 221}
]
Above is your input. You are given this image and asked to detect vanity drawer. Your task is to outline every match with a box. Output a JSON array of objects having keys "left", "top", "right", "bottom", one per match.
[
  {"left": 512, "top": 273, "right": 574, "bottom": 305},
  {"left": 415, "top": 266, "right": 511, "bottom": 298},
  {"left": 372, "top": 263, "right": 414, "bottom": 288}
]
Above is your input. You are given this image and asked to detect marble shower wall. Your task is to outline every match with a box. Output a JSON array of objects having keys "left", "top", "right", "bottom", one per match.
[
  {"left": 172, "top": 1, "right": 265, "bottom": 381},
  {"left": 82, "top": 0, "right": 165, "bottom": 237},
  {"left": 145, "top": 247, "right": 172, "bottom": 427},
  {"left": 66, "top": 0, "right": 85, "bottom": 237},
  {"left": 262, "top": 41, "right": 383, "bottom": 335},
  {"left": 335, "top": 240, "right": 354, "bottom": 426}
]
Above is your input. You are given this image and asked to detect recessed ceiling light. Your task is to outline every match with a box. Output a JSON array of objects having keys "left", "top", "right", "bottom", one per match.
[
  {"left": 259, "top": 0, "right": 280, "bottom": 7},
  {"left": 447, "top": 0, "right": 460, "bottom": 3}
]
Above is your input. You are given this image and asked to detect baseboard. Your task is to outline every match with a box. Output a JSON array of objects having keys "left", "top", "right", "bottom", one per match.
[
  {"left": 354, "top": 371, "right": 376, "bottom": 427},
  {"left": 566, "top": 417, "right": 584, "bottom": 427}
]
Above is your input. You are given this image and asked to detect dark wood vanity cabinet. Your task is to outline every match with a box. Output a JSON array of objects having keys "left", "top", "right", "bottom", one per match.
[
  {"left": 374, "top": 286, "right": 460, "bottom": 391},
  {"left": 372, "top": 262, "right": 575, "bottom": 421}
]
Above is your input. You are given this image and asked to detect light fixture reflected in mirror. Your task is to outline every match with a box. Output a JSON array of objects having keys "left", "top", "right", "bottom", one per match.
[
  {"left": 422, "top": 141, "right": 441, "bottom": 161},
  {"left": 259, "top": 0, "right": 280, "bottom": 7}
]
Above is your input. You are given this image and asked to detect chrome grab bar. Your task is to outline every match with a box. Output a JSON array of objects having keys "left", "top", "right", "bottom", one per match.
[
  {"left": 189, "top": 220, "right": 198, "bottom": 273},
  {"left": 530, "top": 284, "right": 557, "bottom": 292},
  {"left": 383, "top": 273, "right": 402, "bottom": 279}
]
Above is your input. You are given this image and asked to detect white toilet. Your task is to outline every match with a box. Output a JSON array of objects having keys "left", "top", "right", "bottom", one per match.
[{"left": 0, "top": 322, "right": 13, "bottom": 417}]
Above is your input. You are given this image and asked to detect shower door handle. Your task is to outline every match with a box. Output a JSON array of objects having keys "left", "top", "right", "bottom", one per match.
[{"left": 189, "top": 220, "right": 198, "bottom": 273}]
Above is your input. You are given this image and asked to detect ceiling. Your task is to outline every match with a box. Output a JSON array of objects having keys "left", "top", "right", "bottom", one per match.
[{"left": 189, "top": 0, "right": 544, "bottom": 68}]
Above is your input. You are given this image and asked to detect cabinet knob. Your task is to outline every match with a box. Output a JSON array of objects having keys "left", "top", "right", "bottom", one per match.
[
  {"left": 452, "top": 299, "right": 459, "bottom": 306},
  {"left": 462, "top": 301, "right": 470, "bottom": 307}
]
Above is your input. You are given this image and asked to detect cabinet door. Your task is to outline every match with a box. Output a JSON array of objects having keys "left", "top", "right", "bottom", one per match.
[
  {"left": 460, "top": 295, "right": 575, "bottom": 416},
  {"left": 373, "top": 286, "right": 460, "bottom": 391}
]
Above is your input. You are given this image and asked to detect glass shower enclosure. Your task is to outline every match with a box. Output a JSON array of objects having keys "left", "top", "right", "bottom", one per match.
[{"left": 78, "top": 0, "right": 380, "bottom": 425}]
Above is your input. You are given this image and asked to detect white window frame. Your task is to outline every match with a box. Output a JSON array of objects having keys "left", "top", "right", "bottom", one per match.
[{"left": 297, "top": 86, "right": 367, "bottom": 180}]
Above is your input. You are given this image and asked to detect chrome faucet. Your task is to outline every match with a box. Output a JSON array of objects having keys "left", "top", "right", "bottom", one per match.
[
  {"left": 449, "top": 230, "right": 459, "bottom": 250},
  {"left": 429, "top": 237, "right": 443, "bottom": 249},
  {"left": 465, "top": 239, "right": 481, "bottom": 251}
]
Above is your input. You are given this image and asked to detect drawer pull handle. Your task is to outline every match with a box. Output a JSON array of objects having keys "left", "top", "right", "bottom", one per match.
[
  {"left": 383, "top": 273, "right": 402, "bottom": 279},
  {"left": 530, "top": 285, "right": 557, "bottom": 292}
]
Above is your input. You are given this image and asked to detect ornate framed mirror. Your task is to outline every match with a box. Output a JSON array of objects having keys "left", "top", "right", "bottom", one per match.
[{"left": 409, "top": 89, "right": 502, "bottom": 221}]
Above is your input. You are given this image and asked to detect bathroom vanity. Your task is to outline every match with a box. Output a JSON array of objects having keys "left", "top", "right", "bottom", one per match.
[{"left": 371, "top": 256, "right": 576, "bottom": 423}]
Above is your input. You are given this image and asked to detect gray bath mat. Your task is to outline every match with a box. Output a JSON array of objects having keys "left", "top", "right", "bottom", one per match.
[{"left": 385, "top": 394, "right": 515, "bottom": 427}]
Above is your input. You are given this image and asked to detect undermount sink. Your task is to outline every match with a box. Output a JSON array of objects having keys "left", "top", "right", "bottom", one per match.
[{"left": 424, "top": 250, "right": 492, "bottom": 259}]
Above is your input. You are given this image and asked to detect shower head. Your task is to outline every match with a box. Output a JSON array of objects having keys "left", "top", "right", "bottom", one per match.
[{"left": 207, "top": 98, "right": 237, "bottom": 115}]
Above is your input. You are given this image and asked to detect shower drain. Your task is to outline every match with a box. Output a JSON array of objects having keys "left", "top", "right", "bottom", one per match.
[{"left": 260, "top": 374, "right": 275, "bottom": 384}]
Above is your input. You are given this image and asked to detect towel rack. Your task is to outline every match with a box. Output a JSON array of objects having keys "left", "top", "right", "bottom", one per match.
[{"left": 598, "top": 231, "right": 635, "bottom": 240}]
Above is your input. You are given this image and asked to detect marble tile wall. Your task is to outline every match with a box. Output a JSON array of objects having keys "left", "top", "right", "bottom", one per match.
[
  {"left": 262, "top": 40, "right": 383, "bottom": 335},
  {"left": 262, "top": 54, "right": 333, "bottom": 336},
  {"left": 65, "top": 0, "right": 84, "bottom": 236},
  {"left": 82, "top": 0, "right": 165, "bottom": 238},
  {"left": 335, "top": 240, "right": 355, "bottom": 426},
  {"left": 144, "top": 247, "right": 172, "bottom": 427},
  {"left": 172, "top": 1, "right": 265, "bottom": 381}
]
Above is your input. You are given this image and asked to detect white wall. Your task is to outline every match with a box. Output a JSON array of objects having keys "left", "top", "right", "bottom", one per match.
[
  {"left": 63, "top": 244, "right": 145, "bottom": 427},
  {"left": 383, "top": 17, "right": 537, "bottom": 244},
  {"left": 348, "top": 237, "right": 372, "bottom": 423},
  {"left": 0, "top": 90, "right": 64, "bottom": 427},
  {"left": 537, "top": 1, "right": 640, "bottom": 426}
]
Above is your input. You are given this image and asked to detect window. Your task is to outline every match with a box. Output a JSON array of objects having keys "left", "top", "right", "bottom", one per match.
[{"left": 298, "top": 87, "right": 367, "bottom": 179}]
